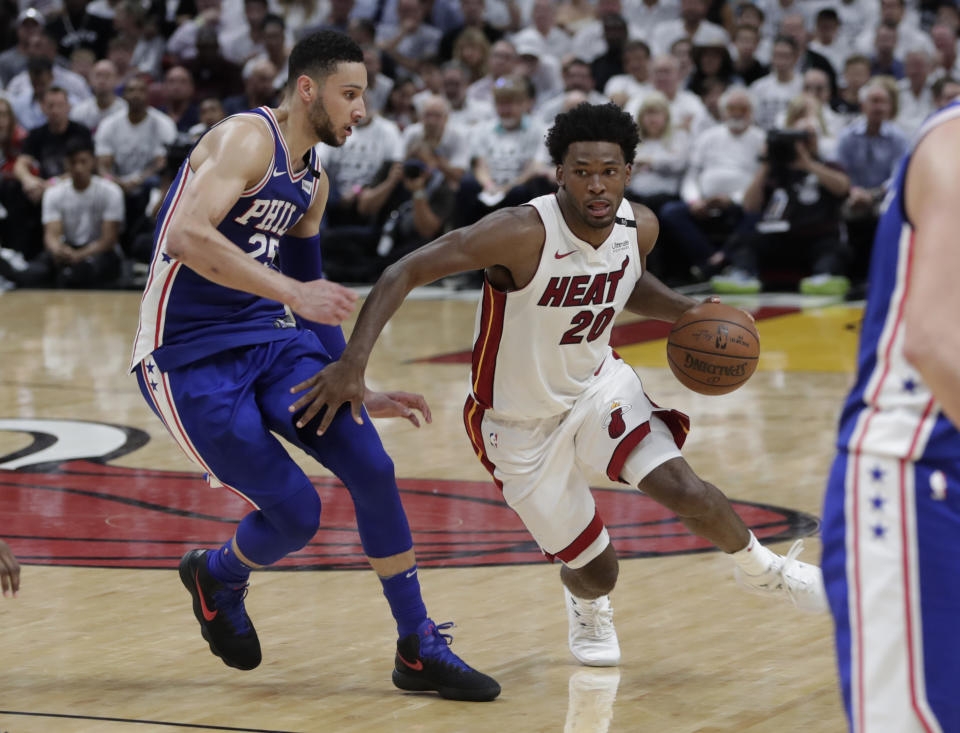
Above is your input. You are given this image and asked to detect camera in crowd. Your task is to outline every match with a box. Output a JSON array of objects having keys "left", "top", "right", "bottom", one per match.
[
  {"left": 402, "top": 159, "right": 426, "bottom": 179},
  {"left": 765, "top": 128, "right": 812, "bottom": 170}
]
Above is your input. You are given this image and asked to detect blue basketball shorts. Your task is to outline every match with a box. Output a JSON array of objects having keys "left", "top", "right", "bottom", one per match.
[
  {"left": 822, "top": 450, "right": 960, "bottom": 732},
  {"left": 135, "top": 330, "right": 383, "bottom": 510}
]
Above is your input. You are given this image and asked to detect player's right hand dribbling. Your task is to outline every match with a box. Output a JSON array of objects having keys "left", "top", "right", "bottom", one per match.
[{"left": 291, "top": 279, "right": 359, "bottom": 324}]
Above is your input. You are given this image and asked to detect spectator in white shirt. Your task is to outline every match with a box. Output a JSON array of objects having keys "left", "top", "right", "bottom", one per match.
[
  {"left": 625, "top": 54, "right": 710, "bottom": 134},
  {"left": 510, "top": 0, "right": 572, "bottom": 62},
  {"left": 456, "top": 73, "right": 552, "bottom": 227},
  {"left": 627, "top": 90, "right": 689, "bottom": 217},
  {"left": 604, "top": 39, "right": 651, "bottom": 107},
  {"left": 658, "top": 87, "right": 764, "bottom": 280},
  {"left": 513, "top": 33, "right": 563, "bottom": 108},
  {"left": 809, "top": 7, "right": 845, "bottom": 76},
  {"left": 95, "top": 76, "right": 176, "bottom": 245},
  {"left": 375, "top": 0, "right": 443, "bottom": 74},
  {"left": 442, "top": 60, "right": 495, "bottom": 128},
  {"left": 17, "top": 136, "right": 125, "bottom": 288},
  {"left": 537, "top": 56, "right": 609, "bottom": 126},
  {"left": 854, "top": 0, "right": 933, "bottom": 60},
  {"left": 70, "top": 59, "right": 127, "bottom": 133},
  {"left": 749, "top": 34, "right": 803, "bottom": 129},
  {"left": 402, "top": 94, "right": 470, "bottom": 186},
  {"left": 896, "top": 48, "right": 935, "bottom": 136},
  {"left": 466, "top": 38, "right": 517, "bottom": 106},
  {"left": 650, "top": 0, "right": 728, "bottom": 57}
]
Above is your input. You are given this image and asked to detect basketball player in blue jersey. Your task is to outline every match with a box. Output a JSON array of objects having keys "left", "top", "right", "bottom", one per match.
[
  {"left": 821, "top": 105, "right": 960, "bottom": 731},
  {"left": 291, "top": 103, "right": 827, "bottom": 671},
  {"left": 129, "top": 30, "right": 499, "bottom": 702}
]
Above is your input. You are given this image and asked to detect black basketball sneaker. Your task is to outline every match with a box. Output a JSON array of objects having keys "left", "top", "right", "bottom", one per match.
[
  {"left": 178, "top": 549, "right": 262, "bottom": 670},
  {"left": 393, "top": 619, "right": 501, "bottom": 701}
]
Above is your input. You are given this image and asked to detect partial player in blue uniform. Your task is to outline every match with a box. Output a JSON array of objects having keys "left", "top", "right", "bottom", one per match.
[
  {"left": 129, "top": 30, "right": 499, "bottom": 702},
  {"left": 822, "top": 103, "right": 960, "bottom": 731}
]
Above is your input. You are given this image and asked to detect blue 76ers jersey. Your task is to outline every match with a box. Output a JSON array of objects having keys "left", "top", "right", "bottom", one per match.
[
  {"left": 835, "top": 102, "right": 960, "bottom": 461},
  {"left": 130, "top": 106, "right": 322, "bottom": 371}
]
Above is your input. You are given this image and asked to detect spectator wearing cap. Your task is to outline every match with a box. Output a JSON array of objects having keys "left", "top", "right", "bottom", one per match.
[
  {"left": 10, "top": 57, "right": 58, "bottom": 130},
  {"left": 896, "top": 47, "right": 934, "bottom": 136},
  {"left": 650, "top": 0, "right": 729, "bottom": 57},
  {"left": 604, "top": 39, "right": 651, "bottom": 105},
  {"left": 438, "top": 0, "right": 503, "bottom": 62},
  {"left": 455, "top": 73, "right": 553, "bottom": 228},
  {"left": 537, "top": 57, "right": 609, "bottom": 127},
  {"left": 513, "top": 34, "right": 562, "bottom": 108},
  {"left": 466, "top": 38, "right": 516, "bottom": 107},
  {"left": 70, "top": 59, "right": 127, "bottom": 133},
  {"left": 6, "top": 31, "right": 92, "bottom": 108},
  {"left": 375, "top": 0, "right": 443, "bottom": 74},
  {"left": 570, "top": 0, "right": 643, "bottom": 64},
  {"left": 687, "top": 40, "right": 740, "bottom": 99},
  {"left": 731, "top": 24, "right": 769, "bottom": 86},
  {"left": 509, "top": 0, "right": 571, "bottom": 63},
  {"left": 0, "top": 8, "right": 45, "bottom": 86},
  {"left": 809, "top": 7, "right": 845, "bottom": 76}
]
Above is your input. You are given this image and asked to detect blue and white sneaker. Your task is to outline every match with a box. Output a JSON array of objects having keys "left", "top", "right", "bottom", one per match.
[{"left": 393, "top": 619, "right": 501, "bottom": 701}]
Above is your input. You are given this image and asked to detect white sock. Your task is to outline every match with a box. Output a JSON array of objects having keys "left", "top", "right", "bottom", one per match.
[{"left": 731, "top": 531, "right": 779, "bottom": 576}]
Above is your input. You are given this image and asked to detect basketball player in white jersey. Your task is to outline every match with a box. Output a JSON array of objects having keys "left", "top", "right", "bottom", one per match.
[{"left": 292, "top": 103, "right": 827, "bottom": 667}]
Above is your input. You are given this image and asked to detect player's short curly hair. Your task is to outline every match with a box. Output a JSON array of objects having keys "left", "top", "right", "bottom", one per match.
[
  {"left": 545, "top": 102, "right": 640, "bottom": 166},
  {"left": 287, "top": 30, "right": 363, "bottom": 89}
]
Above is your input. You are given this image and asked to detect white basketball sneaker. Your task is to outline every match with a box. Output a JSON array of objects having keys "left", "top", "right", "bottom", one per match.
[
  {"left": 734, "top": 539, "right": 828, "bottom": 613},
  {"left": 564, "top": 587, "right": 621, "bottom": 666}
]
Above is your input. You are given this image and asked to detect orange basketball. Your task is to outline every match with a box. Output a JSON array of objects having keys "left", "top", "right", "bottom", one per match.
[{"left": 666, "top": 302, "right": 760, "bottom": 395}]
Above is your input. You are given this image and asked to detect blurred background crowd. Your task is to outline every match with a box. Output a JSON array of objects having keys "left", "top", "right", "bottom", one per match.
[{"left": 0, "top": 0, "right": 954, "bottom": 295}]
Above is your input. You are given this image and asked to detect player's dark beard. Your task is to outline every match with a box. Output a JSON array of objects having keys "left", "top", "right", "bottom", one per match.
[{"left": 310, "top": 96, "right": 340, "bottom": 147}]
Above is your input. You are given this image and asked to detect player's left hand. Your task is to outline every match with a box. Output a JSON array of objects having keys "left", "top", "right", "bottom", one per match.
[
  {"left": 288, "top": 359, "right": 367, "bottom": 434},
  {"left": 363, "top": 390, "right": 432, "bottom": 428}
]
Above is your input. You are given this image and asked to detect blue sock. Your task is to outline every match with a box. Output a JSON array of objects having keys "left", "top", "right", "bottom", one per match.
[
  {"left": 206, "top": 540, "right": 252, "bottom": 586},
  {"left": 380, "top": 565, "right": 428, "bottom": 638}
]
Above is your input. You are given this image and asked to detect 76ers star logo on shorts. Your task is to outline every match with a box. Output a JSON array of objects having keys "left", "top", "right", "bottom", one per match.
[{"left": 601, "top": 399, "right": 633, "bottom": 439}]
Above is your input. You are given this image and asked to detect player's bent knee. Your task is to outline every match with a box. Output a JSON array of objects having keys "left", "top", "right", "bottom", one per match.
[{"left": 264, "top": 484, "right": 322, "bottom": 551}]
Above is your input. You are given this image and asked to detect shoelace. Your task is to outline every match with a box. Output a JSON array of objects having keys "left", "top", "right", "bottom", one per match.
[
  {"left": 421, "top": 621, "right": 470, "bottom": 672},
  {"left": 779, "top": 539, "right": 811, "bottom": 607},
  {"left": 574, "top": 596, "right": 615, "bottom": 639},
  {"left": 212, "top": 584, "right": 251, "bottom": 635}
]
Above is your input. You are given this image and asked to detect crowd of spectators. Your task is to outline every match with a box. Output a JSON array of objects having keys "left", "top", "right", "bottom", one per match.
[{"left": 0, "top": 0, "right": 956, "bottom": 294}]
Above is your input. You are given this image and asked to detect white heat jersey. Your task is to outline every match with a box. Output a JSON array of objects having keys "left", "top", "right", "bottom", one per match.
[{"left": 469, "top": 194, "right": 643, "bottom": 419}]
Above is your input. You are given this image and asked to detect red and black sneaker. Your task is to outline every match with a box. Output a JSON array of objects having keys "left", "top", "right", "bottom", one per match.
[
  {"left": 393, "top": 619, "right": 501, "bottom": 702},
  {"left": 178, "top": 549, "right": 261, "bottom": 671}
]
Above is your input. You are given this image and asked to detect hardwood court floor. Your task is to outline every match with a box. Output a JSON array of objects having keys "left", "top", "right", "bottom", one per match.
[{"left": 0, "top": 288, "right": 855, "bottom": 733}]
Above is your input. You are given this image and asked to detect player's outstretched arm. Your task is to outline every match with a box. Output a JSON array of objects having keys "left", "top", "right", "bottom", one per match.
[
  {"left": 165, "top": 118, "right": 356, "bottom": 325},
  {"left": 288, "top": 206, "right": 545, "bottom": 434},
  {"left": 902, "top": 116, "right": 960, "bottom": 427},
  {"left": 0, "top": 539, "right": 20, "bottom": 598}
]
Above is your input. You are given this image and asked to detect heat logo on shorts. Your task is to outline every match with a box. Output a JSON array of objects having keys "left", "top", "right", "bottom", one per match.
[{"left": 601, "top": 400, "right": 632, "bottom": 439}]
